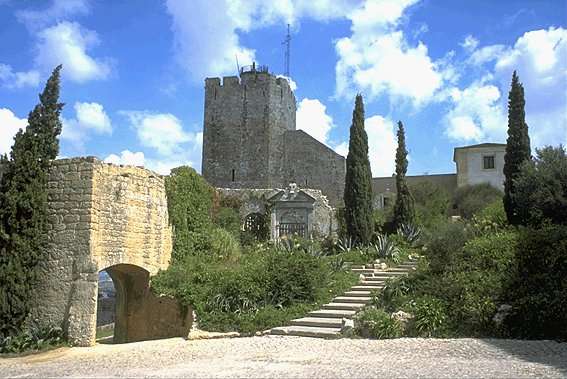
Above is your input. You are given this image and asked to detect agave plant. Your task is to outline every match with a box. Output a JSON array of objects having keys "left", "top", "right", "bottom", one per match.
[
  {"left": 337, "top": 236, "right": 355, "bottom": 253},
  {"left": 397, "top": 223, "right": 422, "bottom": 245},
  {"left": 371, "top": 234, "right": 400, "bottom": 260}
]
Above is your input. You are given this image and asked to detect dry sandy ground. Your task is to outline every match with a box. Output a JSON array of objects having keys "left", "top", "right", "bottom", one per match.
[{"left": 1, "top": 336, "right": 566, "bottom": 378}]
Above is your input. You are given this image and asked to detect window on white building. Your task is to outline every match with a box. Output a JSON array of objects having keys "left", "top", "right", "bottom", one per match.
[{"left": 483, "top": 155, "right": 495, "bottom": 170}]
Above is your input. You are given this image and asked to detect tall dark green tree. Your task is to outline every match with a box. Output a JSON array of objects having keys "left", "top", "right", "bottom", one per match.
[
  {"left": 0, "top": 65, "right": 63, "bottom": 337},
  {"left": 392, "top": 121, "right": 415, "bottom": 229},
  {"left": 343, "top": 94, "right": 374, "bottom": 245},
  {"left": 503, "top": 71, "right": 531, "bottom": 225}
]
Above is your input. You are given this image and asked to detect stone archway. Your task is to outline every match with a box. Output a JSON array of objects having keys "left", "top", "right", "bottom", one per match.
[{"left": 30, "top": 158, "right": 192, "bottom": 346}]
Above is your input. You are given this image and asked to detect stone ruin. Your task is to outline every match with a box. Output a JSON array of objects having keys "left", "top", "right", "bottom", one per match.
[{"left": 30, "top": 157, "right": 192, "bottom": 346}]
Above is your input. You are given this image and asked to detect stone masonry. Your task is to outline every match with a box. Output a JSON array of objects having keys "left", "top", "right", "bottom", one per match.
[
  {"left": 30, "top": 157, "right": 191, "bottom": 346},
  {"left": 202, "top": 67, "right": 346, "bottom": 206}
]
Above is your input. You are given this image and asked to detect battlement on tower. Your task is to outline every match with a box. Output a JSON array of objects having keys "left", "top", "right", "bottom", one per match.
[{"left": 204, "top": 71, "right": 294, "bottom": 93}]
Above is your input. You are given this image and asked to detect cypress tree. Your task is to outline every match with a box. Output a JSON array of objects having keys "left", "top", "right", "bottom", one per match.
[
  {"left": 0, "top": 65, "right": 63, "bottom": 337},
  {"left": 503, "top": 71, "right": 531, "bottom": 225},
  {"left": 343, "top": 94, "right": 374, "bottom": 245},
  {"left": 392, "top": 121, "right": 415, "bottom": 229}
]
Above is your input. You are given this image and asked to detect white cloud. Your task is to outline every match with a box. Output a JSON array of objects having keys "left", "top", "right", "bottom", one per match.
[
  {"left": 104, "top": 150, "right": 145, "bottom": 167},
  {"left": 16, "top": 0, "right": 90, "bottom": 31},
  {"left": 61, "top": 101, "right": 112, "bottom": 148},
  {"left": 461, "top": 35, "right": 479, "bottom": 52},
  {"left": 366, "top": 115, "right": 398, "bottom": 177},
  {"left": 165, "top": 0, "right": 361, "bottom": 82},
  {"left": 121, "top": 111, "right": 199, "bottom": 156},
  {"left": 296, "top": 98, "right": 334, "bottom": 145},
  {"left": 451, "top": 27, "right": 567, "bottom": 147},
  {"left": 35, "top": 21, "right": 111, "bottom": 83},
  {"left": 334, "top": 114, "right": 399, "bottom": 178},
  {"left": 0, "top": 108, "right": 27, "bottom": 155},
  {"left": 116, "top": 111, "right": 203, "bottom": 174},
  {"left": 0, "top": 64, "right": 40, "bottom": 89},
  {"left": 444, "top": 82, "right": 506, "bottom": 142},
  {"left": 334, "top": 0, "right": 454, "bottom": 106}
]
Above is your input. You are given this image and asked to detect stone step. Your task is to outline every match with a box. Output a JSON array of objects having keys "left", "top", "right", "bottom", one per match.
[
  {"left": 334, "top": 296, "right": 372, "bottom": 303},
  {"left": 362, "top": 276, "right": 387, "bottom": 282},
  {"left": 350, "top": 268, "right": 375, "bottom": 274},
  {"left": 360, "top": 281, "right": 385, "bottom": 287},
  {"left": 351, "top": 285, "right": 383, "bottom": 291},
  {"left": 270, "top": 326, "right": 341, "bottom": 338},
  {"left": 290, "top": 317, "right": 343, "bottom": 328},
  {"left": 322, "top": 302, "right": 366, "bottom": 311},
  {"left": 344, "top": 290, "right": 372, "bottom": 297},
  {"left": 308, "top": 309, "right": 357, "bottom": 318},
  {"left": 385, "top": 268, "right": 414, "bottom": 272}
]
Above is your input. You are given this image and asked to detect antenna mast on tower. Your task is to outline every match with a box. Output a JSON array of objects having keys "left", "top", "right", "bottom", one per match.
[{"left": 282, "top": 24, "right": 291, "bottom": 77}]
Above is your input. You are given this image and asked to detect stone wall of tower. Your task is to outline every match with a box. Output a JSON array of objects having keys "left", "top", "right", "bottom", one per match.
[
  {"left": 284, "top": 130, "right": 346, "bottom": 206},
  {"left": 201, "top": 71, "right": 296, "bottom": 189}
]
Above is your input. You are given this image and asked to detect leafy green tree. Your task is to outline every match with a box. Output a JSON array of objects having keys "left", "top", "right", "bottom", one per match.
[
  {"left": 513, "top": 145, "right": 567, "bottom": 226},
  {"left": 392, "top": 121, "right": 415, "bottom": 229},
  {"left": 0, "top": 65, "right": 63, "bottom": 337},
  {"left": 503, "top": 71, "right": 531, "bottom": 225},
  {"left": 343, "top": 94, "right": 374, "bottom": 245}
]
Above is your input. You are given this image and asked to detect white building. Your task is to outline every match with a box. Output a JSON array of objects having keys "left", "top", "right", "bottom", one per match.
[{"left": 372, "top": 142, "right": 506, "bottom": 209}]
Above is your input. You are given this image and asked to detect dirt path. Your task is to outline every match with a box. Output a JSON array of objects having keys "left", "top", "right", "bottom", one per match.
[{"left": 1, "top": 336, "right": 566, "bottom": 378}]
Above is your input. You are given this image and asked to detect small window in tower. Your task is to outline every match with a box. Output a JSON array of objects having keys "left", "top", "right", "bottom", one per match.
[
  {"left": 483, "top": 155, "right": 495, "bottom": 170},
  {"left": 281, "top": 88, "right": 283, "bottom": 101},
  {"left": 214, "top": 88, "right": 217, "bottom": 99},
  {"left": 231, "top": 169, "right": 235, "bottom": 182},
  {"left": 305, "top": 178, "right": 308, "bottom": 186}
]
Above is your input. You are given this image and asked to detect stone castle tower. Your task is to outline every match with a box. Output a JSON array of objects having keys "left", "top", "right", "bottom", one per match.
[{"left": 202, "top": 65, "right": 346, "bottom": 205}]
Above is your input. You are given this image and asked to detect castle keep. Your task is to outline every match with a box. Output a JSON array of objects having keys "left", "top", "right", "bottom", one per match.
[{"left": 202, "top": 65, "right": 346, "bottom": 206}]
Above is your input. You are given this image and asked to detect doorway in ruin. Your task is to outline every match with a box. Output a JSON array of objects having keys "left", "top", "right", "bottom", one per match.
[{"left": 96, "top": 264, "right": 150, "bottom": 344}]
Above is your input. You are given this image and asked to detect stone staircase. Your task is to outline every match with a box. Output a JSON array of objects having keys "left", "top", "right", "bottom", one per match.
[{"left": 269, "top": 260, "right": 418, "bottom": 338}]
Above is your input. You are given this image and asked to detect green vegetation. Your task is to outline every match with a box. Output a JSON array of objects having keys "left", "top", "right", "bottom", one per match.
[
  {"left": 164, "top": 166, "right": 214, "bottom": 262},
  {"left": 0, "top": 66, "right": 63, "bottom": 338},
  {"left": 409, "top": 181, "right": 450, "bottom": 229},
  {"left": 0, "top": 322, "right": 65, "bottom": 355},
  {"left": 344, "top": 94, "right": 374, "bottom": 246},
  {"left": 354, "top": 308, "right": 403, "bottom": 339},
  {"left": 452, "top": 183, "right": 503, "bottom": 219},
  {"left": 392, "top": 121, "right": 415, "bottom": 230},
  {"left": 152, "top": 241, "right": 358, "bottom": 334},
  {"left": 503, "top": 71, "right": 532, "bottom": 225},
  {"left": 512, "top": 146, "right": 567, "bottom": 226}
]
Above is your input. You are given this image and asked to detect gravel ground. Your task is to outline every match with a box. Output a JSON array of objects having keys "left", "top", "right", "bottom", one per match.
[{"left": 1, "top": 336, "right": 566, "bottom": 378}]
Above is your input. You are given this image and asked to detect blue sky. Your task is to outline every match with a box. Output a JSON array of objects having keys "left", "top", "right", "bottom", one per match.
[{"left": 1, "top": 0, "right": 566, "bottom": 177}]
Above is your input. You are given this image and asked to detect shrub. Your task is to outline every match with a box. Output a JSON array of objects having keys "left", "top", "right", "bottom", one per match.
[
  {"left": 513, "top": 146, "right": 567, "bottom": 226},
  {"left": 210, "top": 227, "right": 241, "bottom": 262},
  {"left": 453, "top": 183, "right": 503, "bottom": 219},
  {"left": 423, "top": 220, "right": 474, "bottom": 273},
  {"left": 505, "top": 225, "right": 567, "bottom": 340},
  {"left": 165, "top": 166, "right": 214, "bottom": 261},
  {"left": 410, "top": 181, "right": 451, "bottom": 228},
  {"left": 0, "top": 322, "right": 64, "bottom": 354},
  {"left": 373, "top": 276, "right": 411, "bottom": 313},
  {"left": 354, "top": 308, "right": 403, "bottom": 339},
  {"left": 472, "top": 200, "right": 508, "bottom": 234},
  {"left": 409, "top": 296, "right": 448, "bottom": 337},
  {"left": 214, "top": 207, "right": 241, "bottom": 237}
]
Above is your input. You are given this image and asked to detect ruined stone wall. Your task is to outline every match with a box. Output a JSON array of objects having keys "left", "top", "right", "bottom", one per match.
[
  {"left": 30, "top": 157, "right": 176, "bottom": 346},
  {"left": 202, "top": 71, "right": 296, "bottom": 189},
  {"left": 284, "top": 130, "right": 346, "bottom": 207}
]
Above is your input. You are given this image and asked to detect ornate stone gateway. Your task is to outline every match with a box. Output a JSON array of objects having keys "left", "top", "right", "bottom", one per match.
[
  {"left": 268, "top": 184, "right": 315, "bottom": 239},
  {"left": 30, "top": 158, "right": 192, "bottom": 346}
]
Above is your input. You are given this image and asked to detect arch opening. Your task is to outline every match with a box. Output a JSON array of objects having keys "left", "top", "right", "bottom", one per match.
[{"left": 96, "top": 263, "right": 150, "bottom": 344}]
